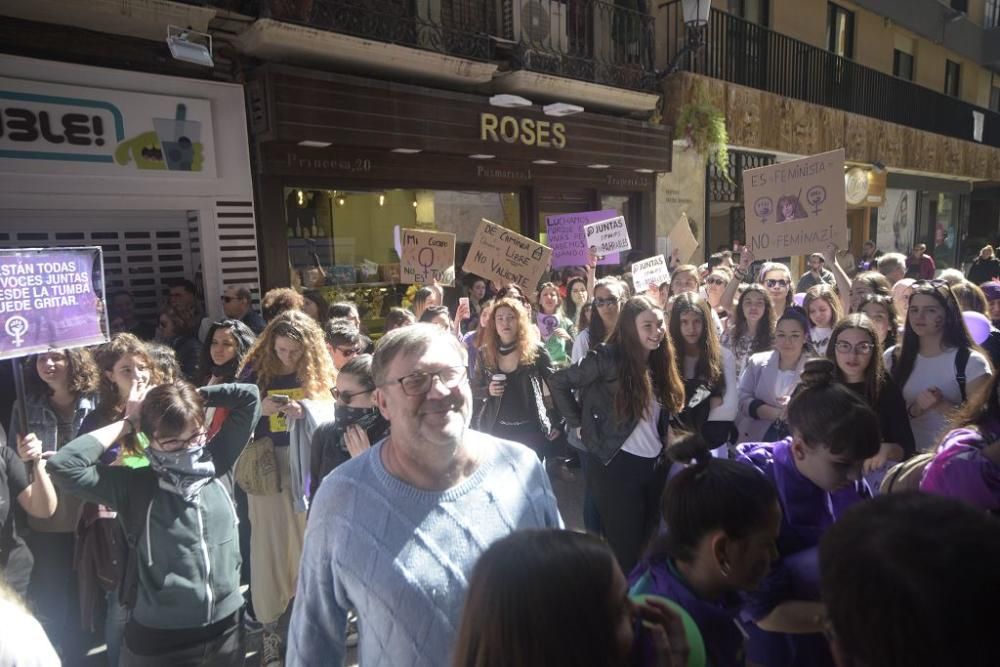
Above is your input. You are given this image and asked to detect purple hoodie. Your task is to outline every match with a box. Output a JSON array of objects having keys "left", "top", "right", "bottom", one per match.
[
  {"left": 920, "top": 422, "right": 1000, "bottom": 512},
  {"left": 735, "top": 439, "right": 869, "bottom": 667}
]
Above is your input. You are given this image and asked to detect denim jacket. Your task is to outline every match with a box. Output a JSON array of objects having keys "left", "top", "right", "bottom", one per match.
[{"left": 9, "top": 392, "right": 98, "bottom": 452}]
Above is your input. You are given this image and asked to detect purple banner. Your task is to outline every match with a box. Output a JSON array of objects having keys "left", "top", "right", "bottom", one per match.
[
  {"left": 546, "top": 210, "right": 621, "bottom": 268},
  {"left": 0, "top": 247, "right": 109, "bottom": 361}
]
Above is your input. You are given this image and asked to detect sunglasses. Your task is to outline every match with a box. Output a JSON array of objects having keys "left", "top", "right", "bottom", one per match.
[
  {"left": 332, "top": 387, "right": 375, "bottom": 405},
  {"left": 593, "top": 297, "right": 620, "bottom": 308},
  {"left": 765, "top": 279, "right": 789, "bottom": 289},
  {"left": 705, "top": 277, "right": 727, "bottom": 286}
]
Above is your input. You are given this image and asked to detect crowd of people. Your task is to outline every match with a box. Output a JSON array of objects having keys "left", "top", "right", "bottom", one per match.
[{"left": 2, "top": 239, "right": 1000, "bottom": 667}]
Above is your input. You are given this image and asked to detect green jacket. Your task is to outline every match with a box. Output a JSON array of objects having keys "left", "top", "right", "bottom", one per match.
[{"left": 48, "top": 383, "right": 260, "bottom": 630}]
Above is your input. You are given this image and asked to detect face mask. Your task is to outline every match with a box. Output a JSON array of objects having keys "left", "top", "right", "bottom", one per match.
[
  {"left": 334, "top": 403, "right": 379, "bottom": 426},
  {"left": 146, "top": 439, "right": 215, "bottom": 501}
]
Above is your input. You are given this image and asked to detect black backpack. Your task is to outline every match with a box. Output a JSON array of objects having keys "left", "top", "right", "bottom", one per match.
[
  {"left": 117, "top": 469, "right": 158, "bottom": 609},
  {"left": 889, "top": 346, "right": 970, "bottom": 402}
]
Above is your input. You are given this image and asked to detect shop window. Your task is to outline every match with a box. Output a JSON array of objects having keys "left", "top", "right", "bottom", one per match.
[
  {"left": 284, "top": 188, "right": 521, "bottom": 329},
  {"left": 944, "top": 60, "right": 961, "bottom": 98},
  {"left": 893, "top": 49, "right": 914, "bottom": 81},
  {"left": 826, "top": 3, "right": 854, "bottom": 59}
]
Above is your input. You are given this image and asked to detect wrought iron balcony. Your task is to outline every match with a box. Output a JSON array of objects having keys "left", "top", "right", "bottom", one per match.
[{"left": 661, "top": 0, "right": 1000, "bottom": 148}]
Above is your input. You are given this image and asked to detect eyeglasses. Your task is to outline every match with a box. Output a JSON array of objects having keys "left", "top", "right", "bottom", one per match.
[
  {"left": 593, "top": 297, "right": 620, "bottom": 308},
  {"left": 332, "top": 387, "right": 375, "bottom": 405},
  {"left": 336, "top": 346, "right": 361, "bottom": 357},
  {"left": 705, "top": 277, "right": 727, "bottom": 286},
  {"left": 765, "top": 279, "right": 789, "bottom": 289},
  {"left": 154, "top": 429, "right": 207, "bottom": 452},
  {"left": 834, "top": 341, "right": 874, "bottom": 355},
  {"left": 388, "top": 365, "right": 468, "bottom": 396}
]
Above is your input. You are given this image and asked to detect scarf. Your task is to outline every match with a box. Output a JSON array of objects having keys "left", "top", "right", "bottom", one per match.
[
  {"left": 210, "top": 358, "right": 240, "bottom": 381},
  {"left": 146, "top": 438, "right": 216, "bottom": 501},
  {"left": 332, "top": 404, "right": 389, "bottom": 452}
]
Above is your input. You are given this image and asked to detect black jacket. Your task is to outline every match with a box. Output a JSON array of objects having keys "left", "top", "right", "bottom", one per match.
[
  {"left": 549, "top": 343, "right": 670, "bottom": 465},
  {"left": 968, "top": 257, "right": 1000, "bottom": 286},
  {"left": 472, "top": 344, "right": 560, "bottom": 436}
]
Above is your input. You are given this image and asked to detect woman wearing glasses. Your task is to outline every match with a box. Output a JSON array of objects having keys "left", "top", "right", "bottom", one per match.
[
  {"left": 736, "top": 308, "right": 812, "bottom": 443},
  {"left": 49, "top": 380, "right": 261, "bottom": 665},
  {"left": 571, "top": 277, "right": 628, "bottom": 363},
  {"left": 473, "top": 297, "right": 561, "bottom": 461},
  {"left": 551, "top": 297, "right": 685, "bottom": 572},
  {"left": 721, "top": 249, "right": 792, "bottom": 320},
  {"left": 238, "top": 310, "right": 335, "bottom": 664},
  {"left": 885, "top": 281, "right": 992, "bottom": 453},
  {"left": 828, "top": 314, "right": 915, "bottom": 473},
  {"left": 703, "top": 266, "right": 734, "bottom": 321},
  {"left": 309, "top": 354, "right": 389, "bottom": 501}
]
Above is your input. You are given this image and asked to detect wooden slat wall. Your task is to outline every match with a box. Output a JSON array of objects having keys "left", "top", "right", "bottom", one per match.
[{"left": 254, "top": 66, "right": 672, "bottom": 173}]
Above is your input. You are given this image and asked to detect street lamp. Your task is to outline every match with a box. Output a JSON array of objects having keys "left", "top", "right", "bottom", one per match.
[{"left": 657, "top": 0, "right": 711, "bottom": 80}]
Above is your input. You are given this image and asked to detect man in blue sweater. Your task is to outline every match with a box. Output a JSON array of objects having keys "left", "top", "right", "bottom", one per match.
[{"left": 288, "top": 324, "right": 563, "bottom": 666}]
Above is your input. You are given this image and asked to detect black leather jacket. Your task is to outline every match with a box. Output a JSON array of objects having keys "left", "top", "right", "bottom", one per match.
[
  {"left": 550, "top": 343, "right": 670, "bottom": 465},
  {"left": 472, "top": 344, "right": 560, "bottom": 436}
]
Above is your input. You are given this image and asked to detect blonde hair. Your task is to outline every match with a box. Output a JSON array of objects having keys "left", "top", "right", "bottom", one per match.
[
  {"left": 480, "top": 297, "right": 540, "bottom": 370},
  {"left": 239, "top": 310, "right": 334, "bottom": 399}
]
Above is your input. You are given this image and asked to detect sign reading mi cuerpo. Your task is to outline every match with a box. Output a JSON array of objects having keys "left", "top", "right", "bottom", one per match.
[
  {"left": 0, "top": 76, "right": 216, "bottom": 177},
  {"left": 0, "top": 247, "right": 109, "bottom": 361}
]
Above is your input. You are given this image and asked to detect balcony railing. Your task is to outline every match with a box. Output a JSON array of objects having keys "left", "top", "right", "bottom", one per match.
[
  {"left": 501, "top": 0, "right": 657, "bottom": 90},
  {"left": 662, "top": 1, "right": 1000, "bottom": 148},
  {"left": 177, "top": 0, "right": 656, "bottom": 90}
]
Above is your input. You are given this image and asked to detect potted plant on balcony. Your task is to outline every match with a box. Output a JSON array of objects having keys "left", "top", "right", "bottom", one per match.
[{"left": 675, "top": 92, "right": 731, "bottom": 180}]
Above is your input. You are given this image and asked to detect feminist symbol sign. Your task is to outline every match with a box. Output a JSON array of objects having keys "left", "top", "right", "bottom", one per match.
[
  {"left": 400, "top": 228, "right": 456, "bottom": 285},
  {"left": 5, "top": 316, "right": 28, "bottom": 347}
]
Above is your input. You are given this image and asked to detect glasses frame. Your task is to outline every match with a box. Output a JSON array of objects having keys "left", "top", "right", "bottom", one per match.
[
  {"left": 388, "top": 365, "right": 468, "bottom": 396},
  {"left": 593, "top": 297, "right": 621, "bottom": 308},
  {"left": 834, "top": 340, "right": 875, "bottom": 355},
  {"left": 765, "top": 279, "right": 790, "bottom": 289},
  {"left": 152, "top": 428, "right": 207, "bottom": 452},
  {"left": 332, "top": 386, "right": 375, "bottom": 405}
]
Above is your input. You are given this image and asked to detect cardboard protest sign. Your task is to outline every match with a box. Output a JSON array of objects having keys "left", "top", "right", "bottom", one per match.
[
  {"left": 399, "top": 228, "right": 456, "bottom": 285},
  {"left": 583, "top": 216, "right": 631, "bottom": 256},
  {"left": 742, "top": 148, "right": 848, "bottom": 260},
  {"left": 0, "top": 247, "right": 109, "bottom": 361},
  {"left": 462, "top": 219, "right": 552, "bottom": 291},
  {"left": 537, "top": 313, "right": 560, "bottom": 341},
  {"left": 666, "top": 212, "right": 700, "bottom": 264},
  {"left": 546, "top": 210, "right": 621, "bottom": 267},
  {"left": 631, "top": 255, "right": 671, "bottom": 292}
]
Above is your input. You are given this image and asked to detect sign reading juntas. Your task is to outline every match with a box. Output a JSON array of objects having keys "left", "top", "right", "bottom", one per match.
[
  {"left": 0, "top": 76, "right": 216, "bottom": 177},
  {"left": 546, "top": 210, "right": 622, "bottom": 268},
  {"left": 0, "top": 247, "right": 109, "bottom": 361},
  {"left": 631, "top": 255, "right": 671, "bottom": 292},
  {"left": 742, "top": 148, "right": 848, "bottom": 260},
  {"left": 399, "top": 228, "right": 456, "bottom": 285},
  {"left": 583, "top": 216, "right": 631, "bottom": 257},
  {"left": 463, "top": 219, "right": 552, "bottom": 291}
]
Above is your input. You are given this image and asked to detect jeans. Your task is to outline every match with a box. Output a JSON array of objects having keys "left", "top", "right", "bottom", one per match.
[
  {"left": 586, "top": 450, "right": 668, "bottom": 574},
  {"left": 26, "top": 531, "right": 83, "bottom": 660},
  {"left": 106, "top": 590, "right": 129, "bottom": 667},
  {"left": 119, "top": 618, "right": 245, "bottom": 667}
]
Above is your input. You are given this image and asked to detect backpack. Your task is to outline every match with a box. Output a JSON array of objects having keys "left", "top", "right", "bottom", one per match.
[{"left": 117, "top": 470, "right": 158, "bottom": 609}]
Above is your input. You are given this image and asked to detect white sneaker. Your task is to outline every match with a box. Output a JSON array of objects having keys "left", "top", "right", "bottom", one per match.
[{"left": 346, "top": 610, "right": 359, "bottom": 648}]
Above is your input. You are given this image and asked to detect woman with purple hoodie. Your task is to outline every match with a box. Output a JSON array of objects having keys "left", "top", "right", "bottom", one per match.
[{"left": 734, "top": 358, "right": 880, "bottom": 667}]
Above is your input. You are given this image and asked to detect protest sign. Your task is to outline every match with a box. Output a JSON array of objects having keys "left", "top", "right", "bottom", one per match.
[
  {"left": 546, "top": 210, "right": 621, "bottom": 267},
  {"left": 741, "top": 148, "right": 847, "bottom": 260},
  {"left": 631, "top": 255, "right": 671, "bottom": 292},
  {"left": 399, "top": 228, "right": 456, "bottom": 285},
  {"left": 462, "top": 219, "right": 552, "bottom": 291},
  {"left": 666, "top": 212, "right": 700, "bottom": 264},
  {"left": 583, "top": 216, "right": 631, "bottom": 256},
  {"left": 537, "top": 313, "right": 560, "bottom": 341},
  {"left": 0, "top": 247, "right": 109, "bottom": 361}
]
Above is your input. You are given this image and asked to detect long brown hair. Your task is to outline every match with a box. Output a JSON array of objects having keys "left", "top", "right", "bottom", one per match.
[
  {"left": 239, "top": 309, "right": 335, "bottom": 399},
  {"left": 607, "top": 296, "right": 685, "bottom": 424},
  {"left": 669, "top": 293, "right": 724, "bottom": 390},
  {"left": 93, "top": 333, "right": 155, "bottom": 421},
  {"left": 730, "top": 283, "right": 774, "bottom": 352},
  {"left": 826, "top": 313, "right": 885, "bottom": 404},
  {"left": 803, "top": 283, "right": 844, "bottom": 329},
  {"left": 479, "top": 297, "right": 539, "bottom": 370}
]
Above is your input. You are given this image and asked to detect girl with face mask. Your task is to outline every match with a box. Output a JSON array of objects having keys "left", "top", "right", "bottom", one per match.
[
  {"left": 630, "top": 434, "right": 782, "bottom": 667},
  {"left": 735, "top": 358, "right": 881, "bottom": 667},
  {"left": 885, "top": 281, "right": 992, "bottom": 453},
  {"left": 48, "top": 380, "right": 261, "bottom": 665},
  {"left": 309, "top": 354, "right": 389, "bottom": 501}
]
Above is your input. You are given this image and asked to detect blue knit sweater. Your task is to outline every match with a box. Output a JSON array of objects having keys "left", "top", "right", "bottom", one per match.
[{"left": 287, "top": 430, "right": 564, "bottom": 666}]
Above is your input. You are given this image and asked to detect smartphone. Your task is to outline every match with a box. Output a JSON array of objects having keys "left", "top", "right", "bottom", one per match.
[
  {"left": 271, "top": 393, "right": 290, "bottom": 405},
  {"left": 459, "top": 297, "right": 469, "bottom": 310}
]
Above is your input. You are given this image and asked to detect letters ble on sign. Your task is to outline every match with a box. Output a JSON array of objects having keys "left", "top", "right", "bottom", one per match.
[
  {"left": 583, "top": 216, "right": 631, "bottom": 256},
  {"left": 741, "top": 148, "right": 848, "bottom": 260},
  {"left": 399, "top": 228, "right": 456, "bottom": 286},
  {"left": 462, "top": 219, "right": 552, "bottom": 291},
  {"left": 631, "top": 256, "right": 671, "bottom": 292}
]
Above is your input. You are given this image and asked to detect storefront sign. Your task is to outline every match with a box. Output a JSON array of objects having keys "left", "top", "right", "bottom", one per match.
[
  {"left": 631, "top": 255, "right": 671, "bottom": 292},
  {"left": 742, "top": 149, "right": 847, "bottom": 260},
  {"left": 877, "top": 189, "right": 916, "bottom": 254},
  {"left": 480, "top": 113, "right": 566, "bottom": 149},
  {"left": 546, "top": 210, "right": 621, "bottom": 268},
  {"left": 583, "top": 216, "right": 631, "bottom": 256},
  {"left": 463, "top": 219, "right": 552, "bottom": 290},
  {"left": 399, "top": 228, "right": 456, "bottom": 286},
  {"left": 0, "top": 247, "right": 109, "bottom": 361},
  {"left": 0, "top": 76, "right": 216, "bottom": 178}
]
